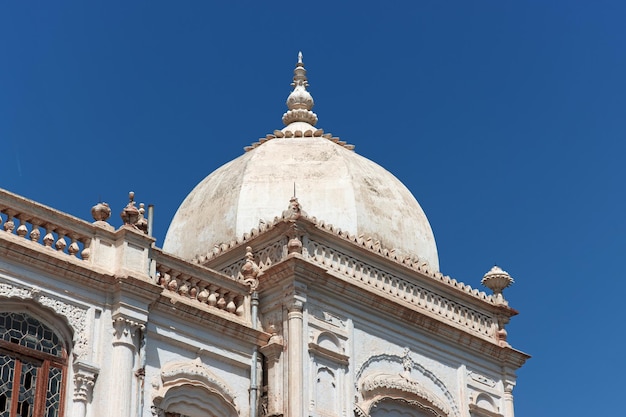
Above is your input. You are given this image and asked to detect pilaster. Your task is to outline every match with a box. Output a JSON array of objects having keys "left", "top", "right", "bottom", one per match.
[
  {"left": 72, "top": 361, "right": 99, "bottom": 417},
  {"left": 109, "top": 313, "right": 145, "bottom": 417},
  {"left": 287, "top": 291, "right": 306, "bottom": 417}
]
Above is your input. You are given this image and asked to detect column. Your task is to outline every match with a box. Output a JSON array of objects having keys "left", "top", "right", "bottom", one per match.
[
  {"left": 287, "top": 299, "right": 304, "bottom": 417},
  {"left": 110, "top": 315, "right": 144, "bottom": 417},
  {"left": 503, "top": 382, "right": 515, "bottom": 417},
  {"left": 260, "top": 327, "right": 284, "bottom": 417}
]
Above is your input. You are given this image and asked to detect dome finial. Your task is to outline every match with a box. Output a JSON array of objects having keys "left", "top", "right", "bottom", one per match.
[{"left": 282, "top": 52, "right": 318, "bottom": 126}]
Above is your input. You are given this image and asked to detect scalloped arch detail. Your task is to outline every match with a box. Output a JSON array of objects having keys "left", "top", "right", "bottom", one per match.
[
  {"left": 153, "top": 358, "right": 238, "bottom": 417},
  {"left": 355, "top": 352, "right": 459, "bottom": 417},
  {"left": 359, "top": 372, "right": 450, "bottom": 417}
]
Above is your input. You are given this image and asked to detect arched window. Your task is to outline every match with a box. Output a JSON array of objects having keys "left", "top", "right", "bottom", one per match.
[{"left": 0, "top": 312, "right": 68, "bottom": 417}]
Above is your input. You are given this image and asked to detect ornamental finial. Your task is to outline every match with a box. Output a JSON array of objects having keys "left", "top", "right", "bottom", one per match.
[
  {"left": 282, "top": 52, "right": 318, "bottom": 126},
  {"left": 481, "top": 265, "right": 514, "bottom": 305}
]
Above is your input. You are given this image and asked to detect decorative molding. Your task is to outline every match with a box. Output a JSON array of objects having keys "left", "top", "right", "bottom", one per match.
[
  {"left": 355, "top": 352, "right": 460, "bottom": 417},
  {"left": 153, "top": 358, "right": 239, "bottom": 417},
  {"left": 308, "top": 342, "right": 349, "bottom": 366},
  {"left": 469, "top": 403, "right": 503, "bottom": 417},
  {"left": 112, "top": 315, "right": 145, "bottom": 349},
  {"left": 304, "top": 237, "right": 495, "bottom": 339},
  {"left": 310, "top": 306, "right": 347, "bottom": 329},
  {"left": 73, "top": 361, "right": 99, "bottom": 403},
  {"left": 360, "top": 372, "right": 451, "bottom": 417},
  {"left": 0, "top": 282, "right": 90, "bottom": 359},
  {"left": 195, "top": 214, "right": 500, "bottom": 310},
  {"left": 218, "top": 237, "right": 286, "bottom": 280}
]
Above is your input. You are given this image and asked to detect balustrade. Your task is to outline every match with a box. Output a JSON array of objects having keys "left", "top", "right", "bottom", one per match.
[
  {"left": 0, "top": 191, "right": 92, "bottom": 260},
  {"left": 155, "top": 259, "right": 248, "bottom": 319}
]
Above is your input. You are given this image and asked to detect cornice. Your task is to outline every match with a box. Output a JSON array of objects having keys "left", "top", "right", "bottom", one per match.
[
  {"left": 195, "top": 215, "right": 515, "bottom": 317},
  {"left": 151, "top": 294, "right": 271, "bottom": 347},
  {"left": 256, "top": 256, "right": 529, "bottom": 369},
  {"left": 0, "top": 232, "right": 116, "bottom": 290}
]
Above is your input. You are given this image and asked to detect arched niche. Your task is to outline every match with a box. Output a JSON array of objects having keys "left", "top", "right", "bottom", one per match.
[
  {"left": 153, "top": 359, "right": 238, "bottom": 417},
  {"left": 315, "top": 331, "right": 342, "bottom": 352}
]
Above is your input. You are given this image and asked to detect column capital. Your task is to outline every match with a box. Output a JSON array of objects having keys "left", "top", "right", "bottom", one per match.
[
  {"left": 73, "top": 361, "right": 99, "bottom": 403},
  {"left": 112, "top": 314, "right": 145, "bottom": 349},
  {"left": 287, "top": 298, "right": 305, "bottom": 313}
]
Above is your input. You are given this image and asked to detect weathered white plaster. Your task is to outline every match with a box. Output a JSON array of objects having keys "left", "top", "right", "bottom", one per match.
[{"left": 0, "top": 54, "right": 528, "bottom": 417}]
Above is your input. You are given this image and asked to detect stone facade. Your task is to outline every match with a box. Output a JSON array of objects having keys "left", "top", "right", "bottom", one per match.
[{"left": 0, "top": 55, "right": 528, "bottom": 417}]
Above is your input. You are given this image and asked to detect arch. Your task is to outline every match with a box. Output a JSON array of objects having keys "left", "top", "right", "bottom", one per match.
[
  {"left": 370, "top": 398, "right": 441, "bottom": 417},
  {"left": 0, "top": 309, "right": 72, "bottom": 417},
  {"left": 355, "top": 352, "right": 459, "bottom": 417},
  {"left": 474, "top": 393, "right": 496, "bottom": 412},
  {"left": 158, "top": 385, "right": 237, "bottom": 417},
  {"left": 153, "top": 359, "right": 238, "bottom": 417},
  {"left": 315, "top": 331, "right": 342, "bottom": 352},
  {"left": 357, "top": 372, "right": 450, "bottom": 417},
  {"left": 0, "top": 299, "right": 74, "bottom": 354},
  {"left": 0, "top": 284, "right": 89, "bottom": 359}
]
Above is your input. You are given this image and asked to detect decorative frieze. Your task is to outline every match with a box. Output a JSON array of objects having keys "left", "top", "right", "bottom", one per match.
[
  {"left": 304, "top": 237, "right": 495, "bottom": 339},
  {"left": 219, "top": 237, "right": 287, "bottom": 280}
]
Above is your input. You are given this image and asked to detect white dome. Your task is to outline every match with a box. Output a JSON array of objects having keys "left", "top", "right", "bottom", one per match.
[{"left": 163, "top": 55, "right": 439, "bottom": 270}]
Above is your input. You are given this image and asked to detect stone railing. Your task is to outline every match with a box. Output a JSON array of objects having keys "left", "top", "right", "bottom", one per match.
[
  {"left": 153, "top": 249, "right": 251, "bottom": 322},
  {"left": 0, "top": 189, "right": 94, "bottom": 260},
  {"left": 302, "top": 236, "right": 495, "bottom": 338}
]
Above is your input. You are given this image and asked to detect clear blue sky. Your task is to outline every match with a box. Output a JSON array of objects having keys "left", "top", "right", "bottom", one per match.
[{"left": 1, "top": 1, "right": 624, "bottom": 415}]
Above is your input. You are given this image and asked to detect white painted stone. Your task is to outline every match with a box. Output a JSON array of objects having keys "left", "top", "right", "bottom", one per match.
[{"left": 164, "top": 134, "right": 439, "bottom": 271}]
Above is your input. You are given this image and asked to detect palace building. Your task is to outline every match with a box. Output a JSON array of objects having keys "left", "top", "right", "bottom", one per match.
[{"left": 0, "top": 54, "right": 528, "bottom": 417}]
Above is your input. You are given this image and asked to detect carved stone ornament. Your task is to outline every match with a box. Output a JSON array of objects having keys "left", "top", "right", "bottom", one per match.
[
  {"left": 73, "top": 361, "right": 99, "bottom": 403},
  {"left": 481, "top": 266, "right": 514, "bottom": 305},
  {"left": 91, "top": 201, "right": 114, "bottom": 230},
  {"left": 282, "top": 52, "right": 318, "bottom": 126},
  {"left": 355, "top": 352, "right": 459, "bottom": 417},
  {"left": 153, "top": 358, "right": 239, "bottom": 417},
  {"left": 359, "top": 372, "right": 451, "bottom": 417},
  {"left": 120, "top": 191, "right": 149, "bottom": 233},
  {"left": 0, "top": 282, "right": 90, "bottom": 359},
  {"left": 112, "top": 316, "right": 145, "bottom": 349},
  {"left": 240, "top": 246, "right": 260, "bottom": 290}
]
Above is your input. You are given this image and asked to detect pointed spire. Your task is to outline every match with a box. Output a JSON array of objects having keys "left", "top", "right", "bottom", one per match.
[{"left": 282, "top": 52, "right": 318, "bottom": 126}]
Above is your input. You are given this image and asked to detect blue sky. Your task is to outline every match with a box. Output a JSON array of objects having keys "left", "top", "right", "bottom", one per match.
[{"left": 1, "top": 1, "right": 625, "bottom": 415}]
